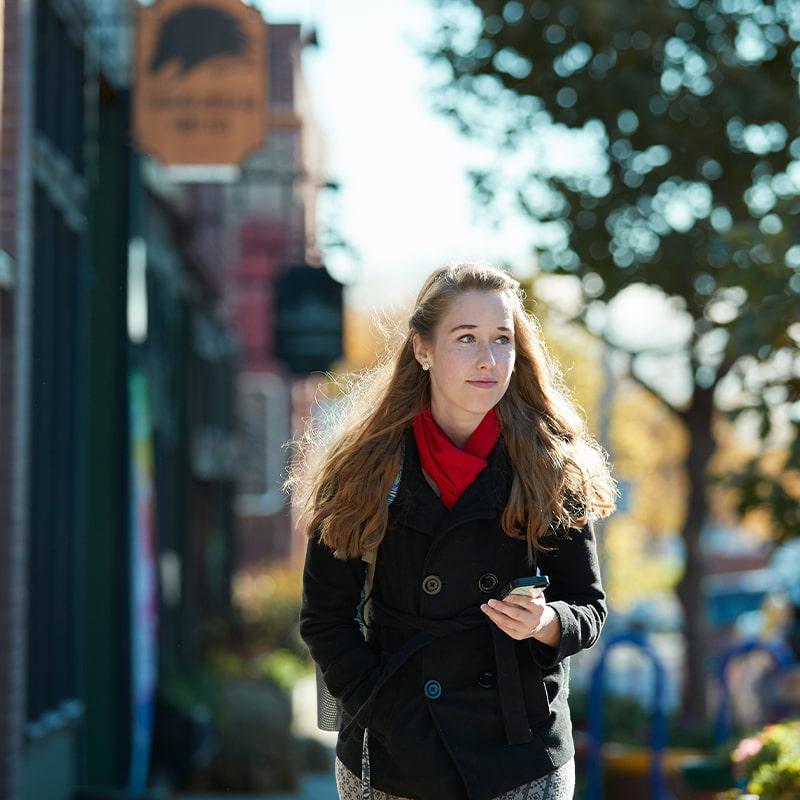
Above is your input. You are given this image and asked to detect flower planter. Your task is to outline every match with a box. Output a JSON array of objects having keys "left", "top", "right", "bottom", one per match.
[
  {"left": 601, "top": 743, "right": 711, "bottom": 800},
  {"left": 681, "top": 754, "right": 736, "bottom": 795}
]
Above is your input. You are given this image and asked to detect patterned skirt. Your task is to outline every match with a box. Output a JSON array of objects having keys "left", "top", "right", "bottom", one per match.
[{"left": 335, "top": 754, "right": 575, "bottom": 800}]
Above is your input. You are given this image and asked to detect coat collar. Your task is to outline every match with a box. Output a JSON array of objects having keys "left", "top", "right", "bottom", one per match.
[{"left": 391, "top": 424, "right": 514, "bottom": 538}]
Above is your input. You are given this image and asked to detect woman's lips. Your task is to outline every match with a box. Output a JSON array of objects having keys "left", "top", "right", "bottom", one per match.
[{"left": 467, "top": 380, "right": 497, "bottom": 388}]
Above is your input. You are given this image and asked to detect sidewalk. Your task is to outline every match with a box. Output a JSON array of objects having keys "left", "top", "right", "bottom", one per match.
[
  {"left": 284, "top": 672, "right": 339, "bottom": 798},
  {"left": 176, "top": 771, "right": 338, "bottom": 800},
  {"left": 267, "top": 772, "right": 338, "bottom": 800}
]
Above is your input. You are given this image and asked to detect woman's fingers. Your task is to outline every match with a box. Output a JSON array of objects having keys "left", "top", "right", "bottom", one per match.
[
  {"left": 503, "top": 594, "right": 547, "bottom": 610},
  {"left": 486, "top": 598, "right": 522, "bottom": 619},
  {"left": 489, "top": 596, "right": 544, "bottom": 620},
  {"left": 480, "top": 597, "right": 544, "bottom": 639},
  {"left": 480, "top": 602, "right": 521, "bottom": 637}
]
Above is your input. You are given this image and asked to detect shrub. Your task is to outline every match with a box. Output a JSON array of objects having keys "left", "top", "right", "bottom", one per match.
[
  {"left": 568, "top": 687, "right": 715, "bottom": 748},
  {"left": 231, "top": 560, "right": 310, "bottom": 663},
  {"left": 729, "top": 719, "right": 800, "bottom": 800}
]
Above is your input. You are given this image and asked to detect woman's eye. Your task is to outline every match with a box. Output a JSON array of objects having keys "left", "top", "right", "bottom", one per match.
[{"left": 458, "top": 334, "right": 512, "bottom": 344}]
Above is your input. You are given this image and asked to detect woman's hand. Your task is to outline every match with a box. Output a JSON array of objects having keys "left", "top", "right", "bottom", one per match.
[{"left": 480, "top": 594, "right": 562, "bottom": 646}]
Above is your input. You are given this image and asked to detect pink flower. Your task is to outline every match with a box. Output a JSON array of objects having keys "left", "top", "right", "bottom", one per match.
[{"left": 732, "top": 736, "right": 763, "bottom": 764}]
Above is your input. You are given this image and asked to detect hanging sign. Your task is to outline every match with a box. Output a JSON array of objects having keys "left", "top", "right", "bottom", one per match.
[
  {"left": 275, "top": 264, "right": 344, "bottom": 375},
  {"left": 133, "top": 0, "right": 267, "bottom": 171}
]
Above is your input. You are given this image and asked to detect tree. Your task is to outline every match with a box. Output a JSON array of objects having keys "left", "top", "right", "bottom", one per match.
[{"left": 424, "top": 0, "right": 800, "bottom": 723}]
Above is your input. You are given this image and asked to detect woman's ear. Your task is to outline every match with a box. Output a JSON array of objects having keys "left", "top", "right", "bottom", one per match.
[{"left": 411, "top": 333, "right": 429, "bottom": 368}]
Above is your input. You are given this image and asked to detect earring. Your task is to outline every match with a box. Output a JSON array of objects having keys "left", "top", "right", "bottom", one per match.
[{"left": 422, "top": 362, "right": 430, "bottom": 371}]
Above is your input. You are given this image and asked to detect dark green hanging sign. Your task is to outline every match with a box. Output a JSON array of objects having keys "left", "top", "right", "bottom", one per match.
[{"left": 275, "top": 264, "right": 344, "bottom": 375}]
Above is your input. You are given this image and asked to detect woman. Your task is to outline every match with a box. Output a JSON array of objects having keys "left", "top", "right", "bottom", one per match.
[{"left": 288, "top": 262, "right": 617, "bottom": 800}]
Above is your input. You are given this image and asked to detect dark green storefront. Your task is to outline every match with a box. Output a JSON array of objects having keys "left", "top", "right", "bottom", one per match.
[{"left": 22, "top": 4, "right": 236, "bottom": 797}]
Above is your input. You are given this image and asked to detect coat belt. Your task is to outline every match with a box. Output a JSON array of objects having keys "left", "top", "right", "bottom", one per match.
[{"left": 339, "top": 596, "right": 533, "bottom": 746}]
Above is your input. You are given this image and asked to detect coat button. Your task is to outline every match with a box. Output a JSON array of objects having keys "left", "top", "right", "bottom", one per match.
[
  {"left": 478, "top": 671, "right": 496, "bottom": 688},
  {"left": 424, "top": 679, "right": 442, "bottom": 700},
  {"left": 478, "top": 572, "right": 498, "bottom": 593},
  {"left": 422, "top": 574, "right": 442, "bottom": 595}
]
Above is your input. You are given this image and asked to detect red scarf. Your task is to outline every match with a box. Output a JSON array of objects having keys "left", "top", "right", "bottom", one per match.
[{"left": 411, "top": 404, "right": 502, "bottom": 509}]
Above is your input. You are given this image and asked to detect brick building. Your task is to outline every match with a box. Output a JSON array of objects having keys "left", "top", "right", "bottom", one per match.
[{"left": 223, "top": 22, "right": 333, "bottom": 571}]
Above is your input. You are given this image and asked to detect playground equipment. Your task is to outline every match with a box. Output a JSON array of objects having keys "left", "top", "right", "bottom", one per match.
[
  {"left": 586, "top": 630, "right": 670, "bottom": 800},
  {"left": 586, "top": 631, "right": 797, "bottom": 800},
  {"left": 713, "top": 638, "right": 796, "bottom": 745}
]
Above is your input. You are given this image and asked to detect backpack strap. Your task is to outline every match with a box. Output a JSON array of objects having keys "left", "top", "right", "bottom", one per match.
[{"left": 359, "top": 447, "right": 404, "bottom": 632}]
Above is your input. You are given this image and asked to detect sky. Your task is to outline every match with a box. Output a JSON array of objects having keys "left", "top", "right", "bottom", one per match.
[{"left": 255, "top": 0, "right": 540, "bottom": 313}]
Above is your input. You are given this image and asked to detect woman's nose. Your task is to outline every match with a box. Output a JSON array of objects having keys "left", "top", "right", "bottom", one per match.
[{"left": 477, "top": 343, "right": 496, "bottom": 367}]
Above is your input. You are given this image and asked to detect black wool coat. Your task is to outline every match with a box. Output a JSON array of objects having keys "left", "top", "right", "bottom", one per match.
[{"left": 299, "top": 426, "right": 607, "bottom": 800}]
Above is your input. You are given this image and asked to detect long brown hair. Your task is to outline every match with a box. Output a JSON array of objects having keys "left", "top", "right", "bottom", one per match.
[{"left": 283, "top": 261, "right": 617, "bottom": 566}]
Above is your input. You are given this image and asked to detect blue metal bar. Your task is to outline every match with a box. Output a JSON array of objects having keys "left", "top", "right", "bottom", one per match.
[
  {"left": 713, "top": 638, "right": 795, "bottom": 745},
  {"left": 587, "top": 630, "right": 669, "bottom": 800}
]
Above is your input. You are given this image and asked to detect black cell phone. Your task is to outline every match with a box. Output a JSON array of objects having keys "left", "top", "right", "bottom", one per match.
[{"left": 497, "top": 575, "right": 550, "bottom": 601}]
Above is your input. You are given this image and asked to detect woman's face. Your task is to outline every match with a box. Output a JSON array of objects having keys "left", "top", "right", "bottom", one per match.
[{"left": 415, "top": 290, "right": 516, "bottom": 424}]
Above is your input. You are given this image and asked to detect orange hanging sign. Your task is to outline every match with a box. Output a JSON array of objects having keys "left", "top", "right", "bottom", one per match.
[{"left": 133, "top": 0, "right": 267, "bottom": 169}]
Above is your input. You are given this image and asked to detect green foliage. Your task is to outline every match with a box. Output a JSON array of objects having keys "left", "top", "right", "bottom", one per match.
[
  {"left": 229, "top": 561, "right": 311, "bottom": 663},
  {"left": 205, "top": 645, "right": 311, "bottom": 688},
  {"left": 242, "top": 598, "right": 308, "bottom": 660},
  {"left": 730, "top": 719, "right": 800, "bottom": 800},
  {"left": 196, "top": 562, "right": 316, "bottom": 694},
  {"left": 253, "top": 649, "right": 311, "bottom": 690},
  {"left": 569, "top": 687, "right": 715, "bottom": 748},
  {"left": 159, "top": 660, "right": 224, "bottom": 721},
  {"left": 426, "top": 0, "right": 800, "bottom": 306}
]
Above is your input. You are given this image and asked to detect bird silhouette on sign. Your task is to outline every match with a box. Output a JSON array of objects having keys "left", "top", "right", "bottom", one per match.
[{"left": 149, "top": 5, "right": 250, "bottom": 77}]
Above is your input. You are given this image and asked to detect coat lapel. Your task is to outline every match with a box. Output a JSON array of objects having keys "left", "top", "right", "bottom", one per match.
[{"left": 391, "top": 425, "right": 513, "bottom": 538}]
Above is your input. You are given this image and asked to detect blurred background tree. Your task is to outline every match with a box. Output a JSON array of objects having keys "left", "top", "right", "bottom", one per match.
[{"left": 424, "top": 0, "right": 800, "bottom": 724}]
